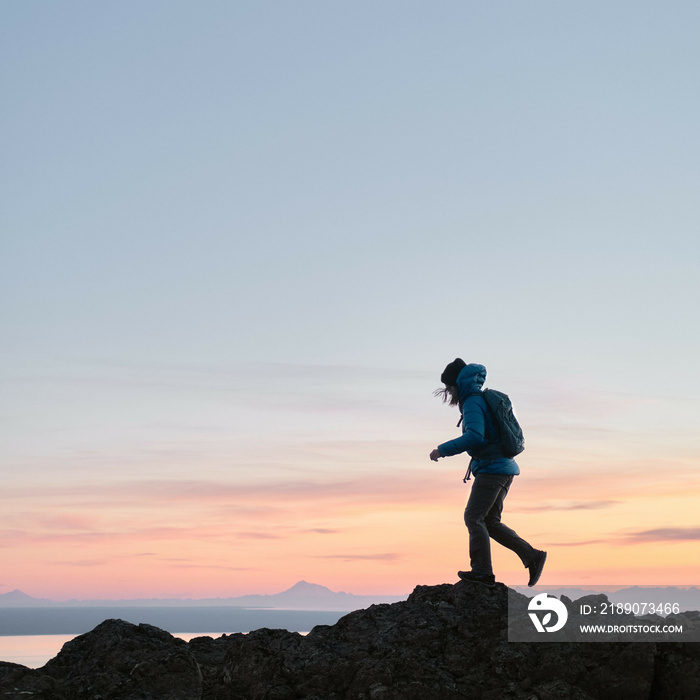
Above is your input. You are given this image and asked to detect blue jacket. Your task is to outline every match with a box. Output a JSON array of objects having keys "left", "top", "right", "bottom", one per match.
[{"left": 437, "top": 363, "right": 520, "bottom": 476}]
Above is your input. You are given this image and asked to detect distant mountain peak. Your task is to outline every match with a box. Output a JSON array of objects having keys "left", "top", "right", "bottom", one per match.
[
  {"left": 283, "top": 581, "right": 335, "bottom": 595},
  {"left": 0, "top": 589, "right": 35, "bottom": 600}
]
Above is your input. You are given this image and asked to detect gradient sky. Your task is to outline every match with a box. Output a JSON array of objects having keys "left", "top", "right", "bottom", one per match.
[{"left": 2, "top": 1, "right": 699, "bottom": 600}]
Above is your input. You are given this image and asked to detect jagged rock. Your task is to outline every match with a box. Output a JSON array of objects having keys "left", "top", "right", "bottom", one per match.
[
  {"left": 1, "top": 582, "right": 699, "bottom": 699},
  {"left": 1, "top": 619, "right": 202, "bottom": 700}
]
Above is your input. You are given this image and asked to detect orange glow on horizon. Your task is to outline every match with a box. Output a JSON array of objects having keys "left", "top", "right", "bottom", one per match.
[{"left": 3, "top": 455, "right": 700, "bottom": 600}]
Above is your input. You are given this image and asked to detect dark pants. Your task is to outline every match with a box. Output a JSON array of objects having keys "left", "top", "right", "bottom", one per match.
[{"left": 464, "top": 473, "right": 536, "bottom": 577}]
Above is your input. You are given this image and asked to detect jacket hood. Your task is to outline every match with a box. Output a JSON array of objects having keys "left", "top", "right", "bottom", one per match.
[{"left": 456, "top": 363, "right": 487, "bottom": 399}]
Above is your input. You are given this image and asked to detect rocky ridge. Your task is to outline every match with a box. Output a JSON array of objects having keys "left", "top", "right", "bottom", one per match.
[{"left": 1, "top": 581, "right": 699, "bottom": 699}]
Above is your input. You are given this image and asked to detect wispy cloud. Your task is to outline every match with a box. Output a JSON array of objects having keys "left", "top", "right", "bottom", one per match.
[
  {"left": 49, "top": 559, "right": 109, "bottom": 567},
  {"left": 37, "top": 514, "right": 99, "bottom": 531},
  {"left": 1, "top": 471, "right": 453, "bottom": 512},
  {"left": 508, "top": 500, "right": 620, "bottom": 513},
  {"left": 542, "top": 539, "right": 606, "bottom": 547},
  {"left": 622, "top": 527, "right": 700, "bottom": 543},
  {"left": 0, "top": 524, "right": 230, "bottom": 549},
  {"left": 9, "top": 360, "right": 428, "bottom": 417},
  {"left": 237, "top": 532, "right": 282, "bottom": 540},
  {"left": 316, "top": 553, "right": 401, "bottom": 562},
  {"left": 545, "top": 527, "right": 700, "bottom": 548},
  {"left": 510, "top": 465, "right": 700, "bottom": 503},
  {"left": 166, "top": 563, "right": 254, "bottom": 571},
  {"left": 511, "top": 500, "right": 620, "bottom": 513}
]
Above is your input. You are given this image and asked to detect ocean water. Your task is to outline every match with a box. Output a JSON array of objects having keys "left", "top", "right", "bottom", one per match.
[
  {"left": 0, "top": 633, "right": 217, "bottom": 669},
  {"left": 0, "top": 607, "right": 345, "bottom": 668},
  {"left": 0, "top": 606, "right": 344, "bottom": 637}
]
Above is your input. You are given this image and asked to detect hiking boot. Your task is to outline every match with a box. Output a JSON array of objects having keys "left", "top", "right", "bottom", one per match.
[
  {"left": 458, "top": 571, "right": 496, "bottom": 587},
  {"left": 527, "top": 550, "right": 547, "bottom": 587}
]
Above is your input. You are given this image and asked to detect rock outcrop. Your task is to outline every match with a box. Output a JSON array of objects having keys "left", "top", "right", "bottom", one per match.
[{"left": 1, "top": 581, "right": 699, "bottom": 699}]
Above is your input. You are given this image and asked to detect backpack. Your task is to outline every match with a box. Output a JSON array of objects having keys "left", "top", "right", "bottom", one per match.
[{"left": 482, "top": 388, "right": 525, "bottom": 458}]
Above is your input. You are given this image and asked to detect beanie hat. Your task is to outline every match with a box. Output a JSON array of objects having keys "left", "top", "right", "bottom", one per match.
[{"left": 440, "top": 358, "right": 466, "bottom": 386}]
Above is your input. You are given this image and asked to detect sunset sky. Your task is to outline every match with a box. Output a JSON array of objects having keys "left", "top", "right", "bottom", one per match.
[{"left": 2, "top": 2, "right": 699, "bottom": 600}]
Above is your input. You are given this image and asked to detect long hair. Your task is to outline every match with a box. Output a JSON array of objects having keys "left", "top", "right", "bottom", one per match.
[{"left": 433, "top": 385, "right": 459, "bottom": 407}]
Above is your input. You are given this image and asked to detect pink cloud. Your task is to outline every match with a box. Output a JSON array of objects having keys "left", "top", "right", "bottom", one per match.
[
  {"left": 316, "top": 553, "right": 401, "bottom": 562},
  {"left": 236, "top": 532, "right": 283, "bottom": 540},
  {"left": 541, "top": 539, "right": 606, "bottom": 547},
  {"left": 49, "top": 559, "right": 109, "bottom": 567},
  {"left": 622, "top": 527, "right": 700, "bottom": 543},
  {"left": 510, "top": 499, "right": 620, "bottom": 513}
]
